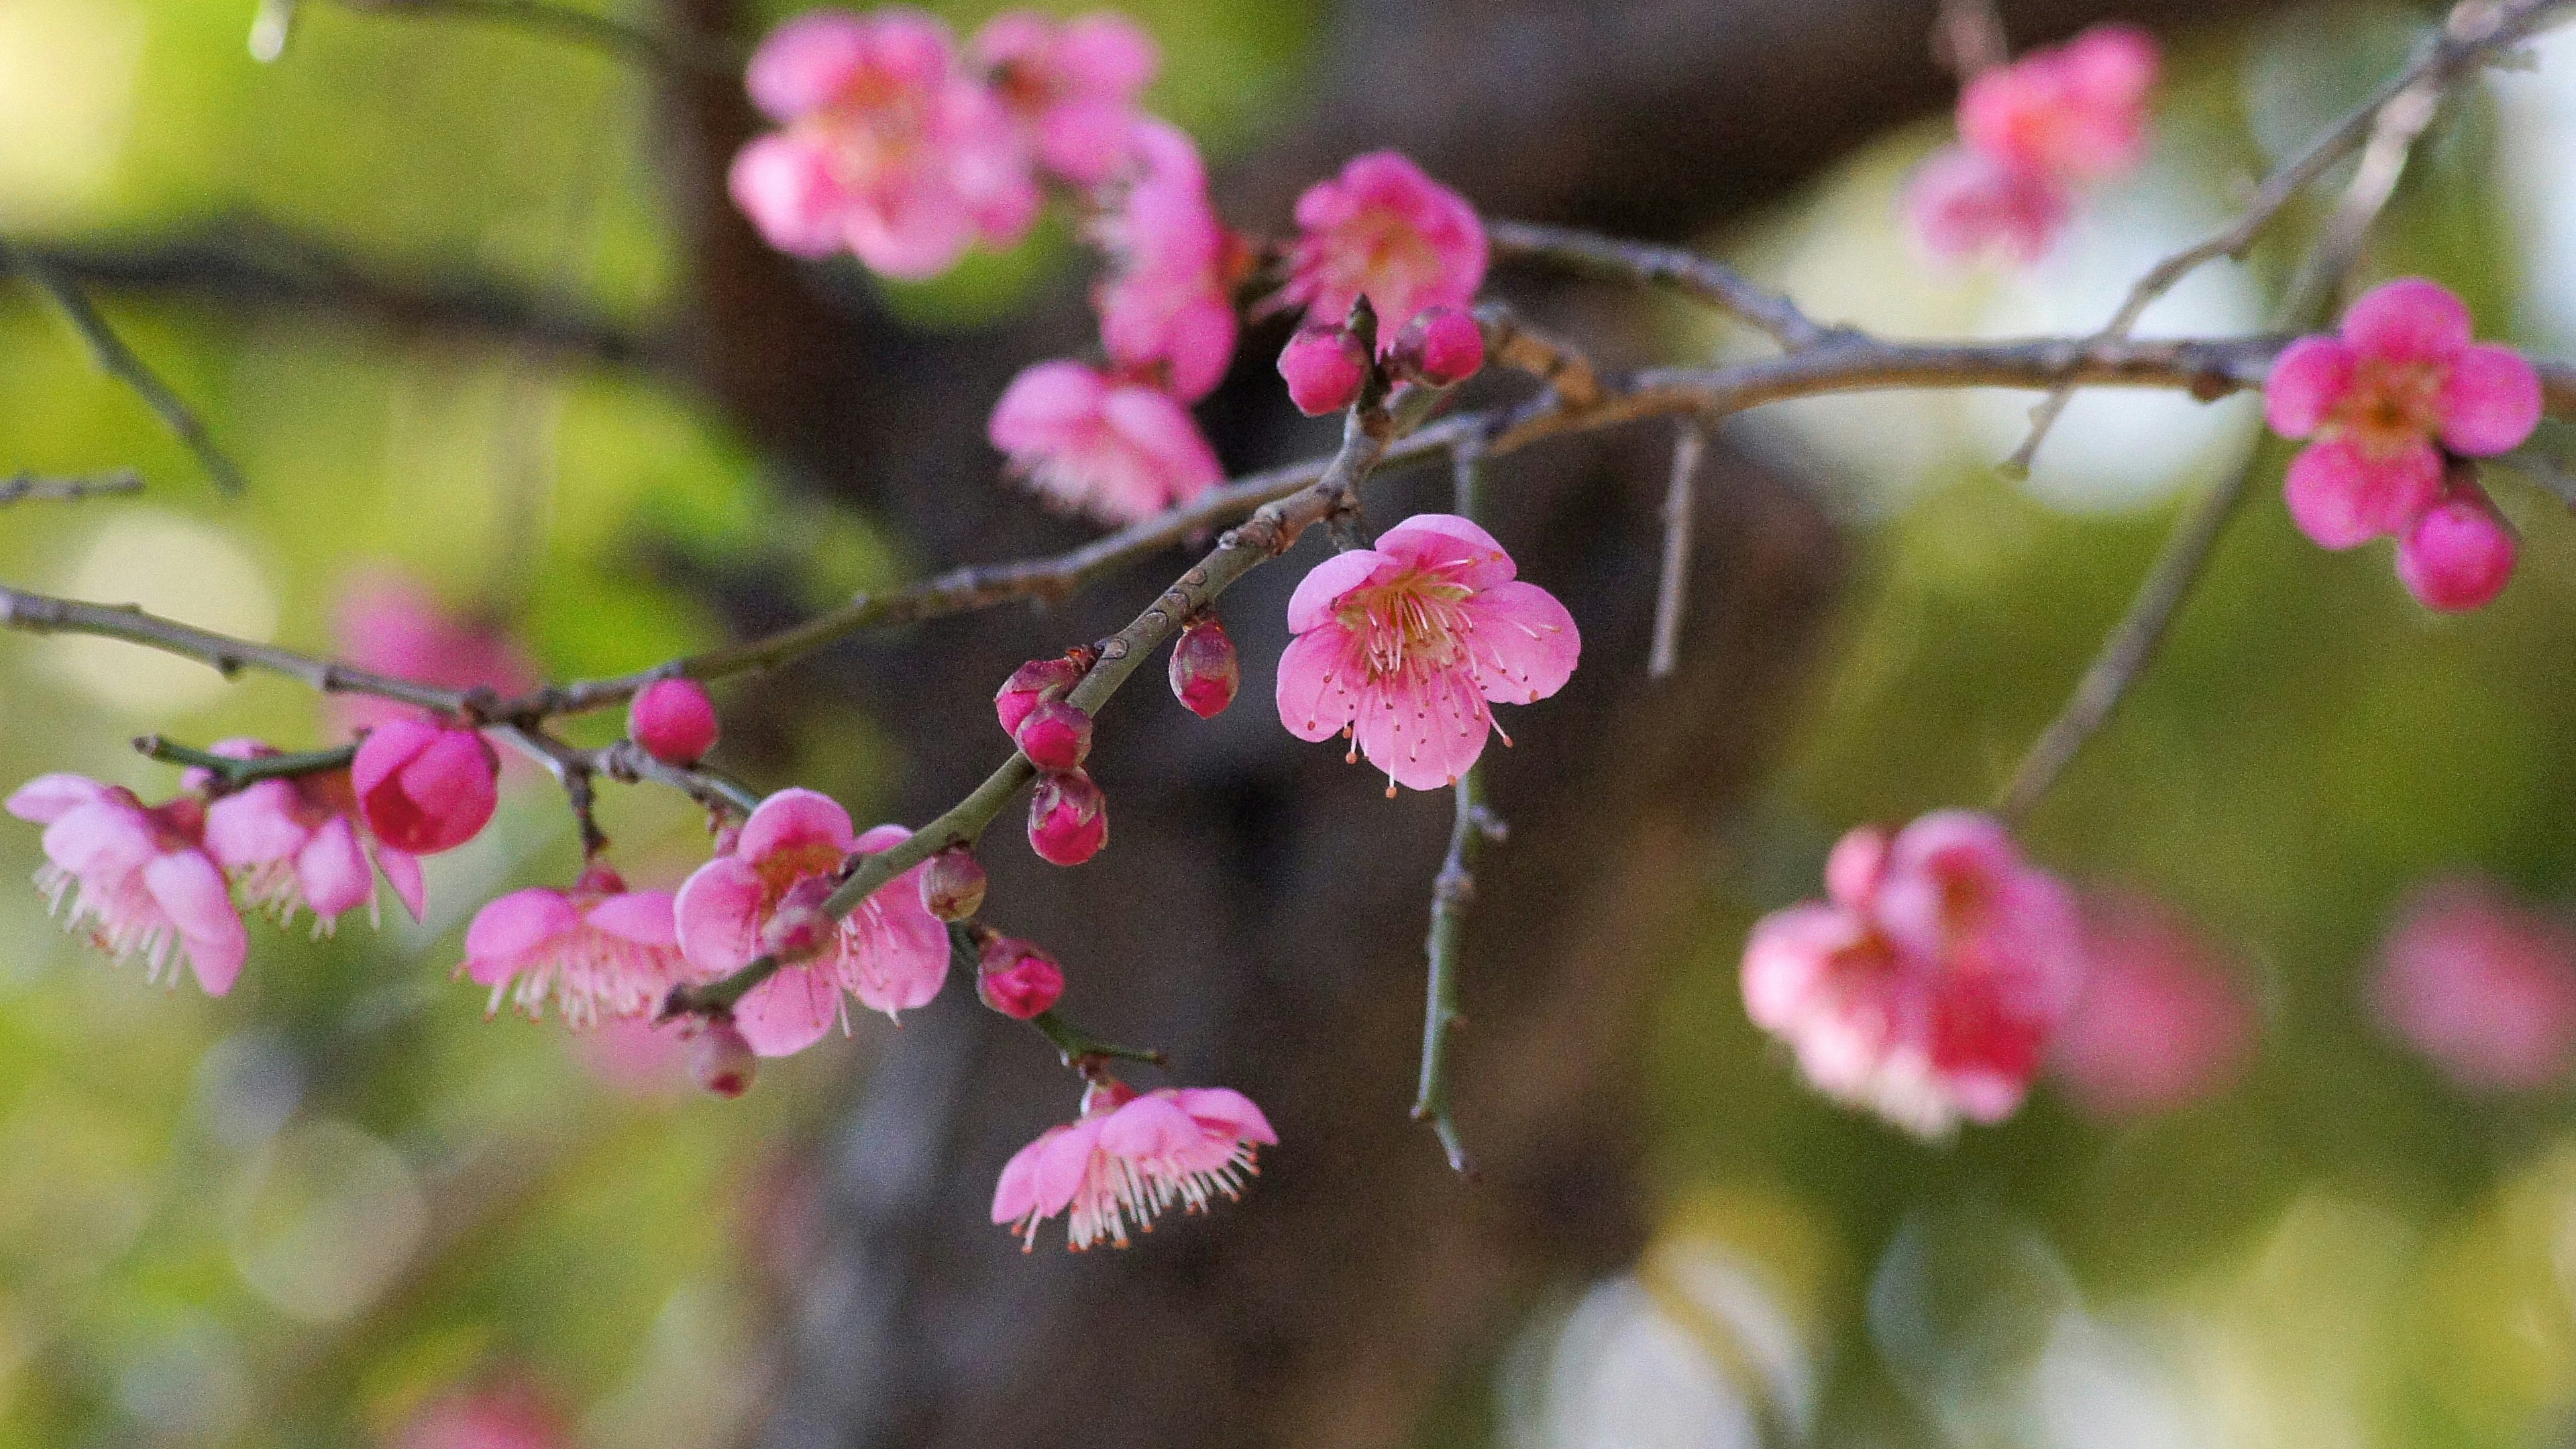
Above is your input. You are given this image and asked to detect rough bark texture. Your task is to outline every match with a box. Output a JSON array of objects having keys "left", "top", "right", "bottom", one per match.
[{"left": 629, "top": 2, "right": 2288, "bottom": 1445}]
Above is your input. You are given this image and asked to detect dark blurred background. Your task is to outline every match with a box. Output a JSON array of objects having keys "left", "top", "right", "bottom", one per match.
[{"left": 7, "top": 1, "right": 2576, "bottom": 1446}]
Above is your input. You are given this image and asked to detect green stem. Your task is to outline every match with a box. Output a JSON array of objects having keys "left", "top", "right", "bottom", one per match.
[{"left": 134, "top": 735, "right": 356, "bottom": 787}]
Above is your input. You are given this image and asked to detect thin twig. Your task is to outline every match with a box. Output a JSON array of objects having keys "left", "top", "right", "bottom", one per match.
[
  {"left": 133, "top": 735, "right": 358, "bottom": 790},
  {"left": 1486, "top": 219, "right": 1835, "bottom": 351},
  {"left": 0, "top": 470, "right": 142, "bottom": 505},
  {"left": 2002, "top": 0, "right": 2572, "bottom": 476},
  {"left": 1, "top": 242, "right": 247, "bottom": 494},
  {"left": 1650, "top": 421, "right": 1707, "bottom": 680},
  {"left": 323, "top": 0, "right": 747, "bottom": 75},
  {"left": 1474, "top": 301, "right": 1605, "bottom": 409}
]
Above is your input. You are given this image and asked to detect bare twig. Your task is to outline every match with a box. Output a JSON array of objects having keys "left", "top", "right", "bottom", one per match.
[
  {"left": 1474, "top": 301, "right": 1605, "bottom": 409},
  {"left": 1, "top": 242, "right": 247, "bottom": 494},
  {"left": 2003, "top": 0, "right": 2573, "bottom": 476},
  {"left": 321, "top": 0, "right": 747, "bottom": 75},
  {"left": 133, "top": 735, "right": 358, "bottom": 790},
  {"left": 1487, "top": 219, "right": 1834, "bottom": 351},
  {"left": 1649, "top": 420, "right": 1707, "bottom": 680},
  {"left": 0, "top": 470, "right": 142, "bottom": 505}
]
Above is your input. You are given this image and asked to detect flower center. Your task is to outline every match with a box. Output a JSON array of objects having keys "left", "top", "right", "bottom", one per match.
[
  {"left": 2329, "top": 356, "right": 2447, "bottom": 458},
  {"left": 1336, "top": 570, "right": 1474, "bottom": 684},
  {"left": 756, "top": 842, "right": 846, "bottom": 908}
]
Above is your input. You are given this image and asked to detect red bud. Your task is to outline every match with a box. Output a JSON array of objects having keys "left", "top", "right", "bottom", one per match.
[
  {"left": 1014, "top": 698, "right": 1093, "bottom": 771},
  {"left": 1168, "top": 614, "right": 1240, "bottom": 718},
  {"left": 1027, "top": 769, "right": 1108, "bottom": 866},
  {"left": 917, "top": 846, "right": 989, "bottom": 922}
]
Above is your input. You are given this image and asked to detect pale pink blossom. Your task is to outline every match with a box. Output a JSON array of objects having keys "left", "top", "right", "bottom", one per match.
[
  {"left": 330, "top": 570, "right": 536, "bottom": 738},
  {"left": 730, "top": 8, "right": 1037, "bottom": 280},
  {"left": 1280, "top": 151, "right": 1487, "bottom": 341},
  {"left": 1902, "top": 145, "right": 2070, "bottom": 265},
  {"left": 1090, "top": 122, "right": 1238, "bottom": 401},
  {"left": 673, "top": 789, "right": 950, "bottom": 1056},
  {"left": 200, "top": 740, "right": 425, "bottom": 929},
  {"left": 462, "top": 865, "right": 691, "bottom": 1028},
  {"left": 988, "top": 360, "right": 1222, "bottom": 524},
  {"left": 1275, "top": 513, "right": 1579, "bottom": 794},
  {"left": 991, "top": 1078, "right": 1276, "bottom": 1250},
  {"left": 7, "top": 774, "right": 248, "bottom": 996},
  {"left": 2374, "top": 876, "right": 2576, "bottom": 1092},
  {"left": 2047, "top": 890, "right": 2256, "bottom": 1120},
  {"left": 973, "top": 9, "right": 1159, "bottom": 187},
  {"left": 628, "top": 678, "right": 720, "bottom": 764},
  {"left": 352, "top": 717, "right": 500, "bottom": 857},
  {"left": 2266, "top": 278, "right": 2542, "bottom": 568},
  {"left": 1741, "top": 812, "right": 2082, "bottom": 1135},
  {"left": 1907, "top": 23, "right": 2157, "bottom": 264}
]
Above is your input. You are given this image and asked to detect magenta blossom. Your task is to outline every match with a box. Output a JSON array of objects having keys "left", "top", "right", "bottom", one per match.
[
  {"left": 2374, "top": 876, "right": 2576, "bottom": 1092},
  {"left": 352, "top": 717, "right": 500, "bottom": 857},
  {"left": 729, "top": 7, "right": 1036, "bottom": 280},
  {"left": 1091, "top": 122, "right": 1239, "bottom": 402},
  {"left": 629, "top": 678, "right": 720, "bottom": 764},
  {"left": 2046, "top": 890, "right": 2256, "bottom": 1120},
  {"left": 674, "top": 789, "right": 950, "bottom": 1056},
  {"left": 1903, "top": 145, "right": 2071, "bottom": 266},
  {"left": 1741, "top": 812, "right": 2083, "bottom": 1136},
  {"left": 7, "top": 774, "right": 248, "bottom": 996},
  {"left": 462, "top": 865, "right": 692, "bottom": 1028},
  {"left": 1275, "top": 514, "right": 1579, "bottom": 794},
  {"left": 973, "top": 9, "right": 1159, "bottom": 188},
  {"left": 329, "top": 569, "right": 536, "bottom": 739},
  {"left": 991, "top": 1078, "right": 1276, "bottom": 1250},
  {"left": 200, "top": 740, "right": 425, "bottom": 929},
  {"left": 1280, "top": 151, "right": 1487, "bottom": 343},
  {"left": 1907, "top": 23, "right": 2157, "bottom": 264},
  {"left": 989, "top": 360, "right": 1222, "bottom": 524},
  {"left": 2266, "top": 278, "right": 2542, "bottom": 568}
]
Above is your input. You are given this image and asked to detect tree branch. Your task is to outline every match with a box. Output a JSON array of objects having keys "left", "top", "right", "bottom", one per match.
[
  {"left": 0, "top": 470, "right": 142, "bottom": 505},
  {"left": 1487, "top": 219, "right": 1833, "bottom": 350}
]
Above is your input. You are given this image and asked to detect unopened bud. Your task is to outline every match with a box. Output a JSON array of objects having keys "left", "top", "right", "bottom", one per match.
[
  {"left": 629, "top": 678, "right": 720, "bottom": 764},
  {"left": 976, "top": 934, "right": 1065, "bottom": 1019},
  {"left": 996, "top": 653, "right": 1088, "bottom": 737},
  {"left": 1014, "top": 698, "right": 1093, "bottom": 771},
  {"left": 1277, "top": 324, "right": 1369, "bottom": 416},
  {"left": 917, "top": 846, "right": 989, "bottom": 922},
  {"left": 1387, "top": 306, "right": 1485, "bottom": 387},
  {"left": 689, "top": 1019, "right": 757, "bottom": 1097},
  {"left": 1027, "top": 768, "right": 1108, "bottom": 866},
  {"left": 759, "top": 874, "right": 839, "bottom": 962},
  {"left": 1168, "top": 614, "right": 1240, "bottom": 719}
]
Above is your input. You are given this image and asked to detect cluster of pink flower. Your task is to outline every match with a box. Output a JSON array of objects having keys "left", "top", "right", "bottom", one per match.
[
  {"left": 1907, "top": 24, "right": 2159, "bottom": 265},
  {"left": 2264, "top": 277, "right": 2543, "bottom": 610}
]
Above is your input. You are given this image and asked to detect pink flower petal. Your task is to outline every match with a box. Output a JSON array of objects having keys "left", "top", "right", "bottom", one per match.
[
  {"left": 586, "top": 889, "right": 680, "bottom": 949},
  {"left": 729, "top": 134, "right": 857, "bottom": 260},
  {"left": 143, "top": 850, "right": 247, "bottom": 996},
  {"left": 845, "top": 181, "right": 977, "bottom": 282},
  {"left": 2282, "top": 436, "right": 2441, "bottom": 550},
  {"left": 745, "top": 9, "right": 884, "bottom": 120},
  {"left": 1285, "top": 549, "right": 1393, "bottom": 635},
  {"left": 1377, "top": 513, "right": 1517, "bottom": 590},
  {"left": 2340, "top": 277, "right": 2471, "bottom": 366},
  {"left": 739, "top": 788, "right": 859, "bottom": 863},
  {"left": 989, "top": 361, "right": 1111, "bottom": 453},
  {"left": 465, "top": 888, "right": 579, "bottom": 986},
  {"left": 1098, "top": 1092, "right": 1200, "bottom": 1159},
  {"left": 295, "top": 813, "right": 375, "bottom": 920},
  {"left": 1273, "top": 626, "right": 1362, "bottom": 743},
  {"left": 673, "top": 855, "right": 769, "bottom": 976},
  {"left": 1174, "top": 1086, "right": 1277, "bottom": 1145},
  {"left": 376, "top": 847, "right": 427, "bottom": 922},
  {"left": 201, "top": 782, "right": 311, "bottom": 867},
  {"left": 1028, "top": 1114, "right": 1107, "bottom": 1219},
  {"left": 42, "top": 800, "right": 156, "bottom": 877},
  {"left": 1055, "top": 13, "right": 1158, "bottom": 96},
  {"left": 1824, "top": 825, "right": 1891, "bottom": 912},
  {"left": 1462, "top": 580, "right": 1580, "bottom": 706},
  {"left": 992, "top": 1127, "right": 1057, "bottom": 1225},
  {"left": 733, "top": 963, "right": 841, "bottom": 1057},
  {"left": 5, "top": 773, "right": 111, "bottom": 824},
  {"left": 2262, "top": 335, "right": 2355, "bottom": 439},
  {"left": 1352, "top": 666, "right": 1489, "bottom": 792},
  {"left": 2437, "top": 343, "right": 2543, "bottom": 457}
]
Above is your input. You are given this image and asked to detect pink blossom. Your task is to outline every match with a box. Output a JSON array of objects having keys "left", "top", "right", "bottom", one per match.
[
  {"left": 730, "top": 8, "right": 1037, "bottom": 280},
  {"left": 392, "top": 1383, "right": 570, "bottom": 1449},
  {"left": 1167, "top": 614, "right": 1240, "bottom": 719},
  {"left": 7, "top": 774, "right": 248, "bottom": 996},
  {"left": 462, "top": 865, "right": 691, "bottom": 1028},
  {"left": 628, "top": 678, "right": 720, "bottom": 764},
  {"left": 975, "top": 932, "right": 1063, "bottom": 1019},
  {"left": 1091, "top": 121, "right": 1239, "bottom": 401},
  {"left": 2396, "top": 475, "right": 2518, "bottom": 612},
  {"left": 2047, "top": 890, "right": 2256, "bottom": 1120},
  {"left": 1387, "top": 305, "right": 1485, "bottom": 387},
  {"left": 200, "top": 740, "right": 425, "bottom": 929},
  {"left": 1275, "top": 513, "right": 1579, "bottom": 794},
  {"left": 330, "top": 570, "right": 536, "bottom": 739},
  {"left": 1741, "top": 812, "right": 2082, "bottom": 1135},
  {"left": 1902, "top": 145, "right": 2070, "bottom": 265},
  {"left": 988, "top": 360, "right": 1222, "bottom": 524},
  {"left": 2265, "top": 278, "right": 2542, "bottom": 553},
  {"left": 688, "top": 1019, "right": 757, "bottom": 1097},
  {"left": 1958, "top": 24, "right": 2157, "bottom": 182},
  {"left": 352, "top": 718, "right": 500, "bottom": 857},
  {"left": 991, "top": 1078, "right": 1276, "bottom": 1250},
  {"left": 1280, "top": 152, "right": 1487, "bottom": 342},
  {"left": 1014, "top": 698, "right": 1093, "bottom": 771},
  {"left": 1277, "top": 323, "right": 1368, "bottom": 417},
  {"left": 1026, "top": 768, "right": 1108, "bottom": 865},
  {"left": 974, "top": 10, "right": 1159, "bottom": 188},
  {"left": 996, "top": 651, "right": 1089, "bottom": 737},
  {"left": 2374, "top": 876, "right": 2576, "bottom": 1092},
  {"left": 672, "top": 789, "right": 950, "bottom": 1056}
]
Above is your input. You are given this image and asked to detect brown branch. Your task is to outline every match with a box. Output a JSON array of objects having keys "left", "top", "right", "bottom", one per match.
[
  {"left": 1649, "top": 420, "right": 1707, "bottom": 680},
  {"left": 0, "top": 469, "right": 142, "bottom": 505},
  {"left": 1474, "top": 301, "right": 1604, "bottom": 410},
  {"left": 1486, "top": 219, "right": 1833, "bottom": 350}
]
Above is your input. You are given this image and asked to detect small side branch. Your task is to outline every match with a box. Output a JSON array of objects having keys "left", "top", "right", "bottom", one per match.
[
  {"left": 1476, "top": 301, "right": 1605, "bottom": 410},
  {"left": 0, "top": 470, "right": 142, "bottom": 506},
  {"left": 1650, "top": 420, "right": 1706, "bottom": 680},
  {"left": 1415, "top": 769, "right": 1502, "bottom": 1178},
  {"left": 133, "top": 735, "right": 357, "bottom": 790},
  {"left": 1487, "top": 219, "right": 1832, "bottom": 351}
]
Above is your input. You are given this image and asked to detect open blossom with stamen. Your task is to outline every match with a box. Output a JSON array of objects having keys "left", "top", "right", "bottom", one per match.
[
  {"left": 991, "top": 1079, "right": 1276, "bottom": 1251},
  {"left": 1906, "top": 23, "right": 2157, "bottom": 264},
  {"left": 1275, "top": 514, "right": 1578, "bottom": 793},
  {"left": 1742, "top": 812, "right": 2082, "bottom": 1136},
  {"left": 1279, "top": 151, "right": 1487, "bottom": 343},
  {"left": 988, "top": 360, "right": 1222, "bottom": 524},
  {"left": 6, "top": 774, "right": 248, "bottom": 996},
  {"left": 673, "top": 789, "right": 949, "bottom": 1056},
  {"left": 2265, "top": 278, "right": 2540, "bottom": 590},
  {"left": 973, "top": 9, "right": 1158, "bottom": 187},
  {"left": 1091, "top": 121, "right": 1238, "bottom": 402},
  {"left": 730, "top": 8, "right": 1036, "bottom": 280},
  {"left": 462, "top": 865, "right": 690, "bottom": 1028},
  {"left": 199, "top": 739, "right": 425, "bottom": 930}
]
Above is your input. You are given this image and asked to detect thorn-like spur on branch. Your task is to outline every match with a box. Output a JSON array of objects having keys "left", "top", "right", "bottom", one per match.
[
  {"left": 1649, "top": 420, "right": 1707, "bottom": 681},
  {"left": 1486, "top": 219, "right": 1834, "bottom": 352},
  {"left": 0, "top": 469, "right": 143, "bottom": 505},
  {"left": 1475, "top": 301, "right": 1605, "bottom": 410},
  {"left": 1030, "top": 1011, "right": 1169, "bottom": 1075},
  {"left": 1414, "top": 767, "right": 1497, "bottom": 1179},
  {"left": 321, "top": 0, "right": 747, "bottom": 76},
  {"left": 2003, "top": 0, "right": 2575, "bottom": 476},
  {"left": 133, "top": 735, "right": 358, "bottom": 791},
  {"left": 1, "top": 241, "right": 248, "bottom": 495}
]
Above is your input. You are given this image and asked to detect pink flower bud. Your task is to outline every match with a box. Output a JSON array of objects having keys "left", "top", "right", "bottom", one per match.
[
  {"left": 1014, "top": 698, "right": 1093, "bottom": 771},
  {"left": 628, "top": 678, "right": 720, "bottom": 763},
  {"left": 352, "top": 716, "right": 500, "bottom": 856},
  {"left": 976, "top": 934, "right": 1065, "bottom": 1019},
  {"left": 918, "top": 845, "right": 988, "bottom": 922},
  {"left": 759, "top": 873, "right": 841, "bottom": 962},
  {"left": 1387, "top": 306, "right": 1484, "bottom": 386},
  {"left": 996, "top": 653, "right": 1088, "bottom": 737},
  {"left": 2396, "top": 483, "right": 2516, "bottom": 612},
  {"left": 1168, "top": 614, "right": 1240, "bottom": 718},
  {"left": 688, "top": 1019, "right": 757, "bottom": 1098},
  {"left": 1277, "top": 324, "right": 1368, "bottom": 416},
  {"left": 1027, "top": 768, "right": 1108, "bottom": 865}
]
